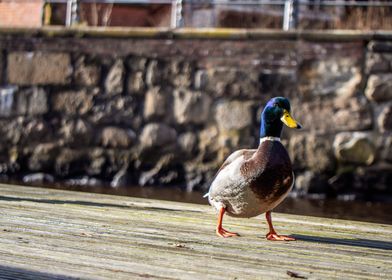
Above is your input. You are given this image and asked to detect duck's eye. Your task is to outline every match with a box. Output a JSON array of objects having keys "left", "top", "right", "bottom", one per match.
[{"left": 273, "top": 103, "right": 279, "bottom": 107}]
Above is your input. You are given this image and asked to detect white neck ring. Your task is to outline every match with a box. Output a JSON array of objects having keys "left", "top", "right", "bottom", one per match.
[{"left": 259, "top": 136, "right": 281, "bottom": 144}]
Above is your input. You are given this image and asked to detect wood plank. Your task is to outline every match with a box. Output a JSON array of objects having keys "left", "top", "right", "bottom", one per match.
[{"left": 0, "top": 183, "right": 391, "bottom": 280}]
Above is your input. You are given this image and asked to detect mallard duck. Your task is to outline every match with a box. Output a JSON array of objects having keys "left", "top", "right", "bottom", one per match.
[{"left": 205, "top": 97, "right": 302, "bottom": 241}]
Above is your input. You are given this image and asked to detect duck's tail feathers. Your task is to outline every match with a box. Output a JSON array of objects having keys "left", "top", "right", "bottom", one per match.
[{"left": 203, "top": 192, "right": 209, "bottom": 198}]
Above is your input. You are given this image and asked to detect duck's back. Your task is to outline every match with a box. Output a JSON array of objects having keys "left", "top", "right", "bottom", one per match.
[{"left": 208, "top": 140, "right": 293, "bottom": 218}]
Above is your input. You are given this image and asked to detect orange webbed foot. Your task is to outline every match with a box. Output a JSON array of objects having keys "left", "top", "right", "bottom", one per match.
[
  {"left": 216, "top": 227, "right": 240, "bottom": 238},
  {"left": 265, "top": 211, "right": 295, "bottom": 241},
  {"left": 215, "top": 207, "right": 240, "bottom": 238},
  {"left": 266, "top": 232, "right": 296, "bottom": 241}
]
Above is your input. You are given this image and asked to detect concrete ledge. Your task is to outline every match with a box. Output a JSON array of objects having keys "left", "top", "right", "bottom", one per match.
[{"left": 1, "top": 26, "right": 392, "bottom": 41}]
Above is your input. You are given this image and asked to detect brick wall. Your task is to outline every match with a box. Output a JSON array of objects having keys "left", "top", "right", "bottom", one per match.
[{"left": 0, "top": 1, "right": 43, "bottom": 27}]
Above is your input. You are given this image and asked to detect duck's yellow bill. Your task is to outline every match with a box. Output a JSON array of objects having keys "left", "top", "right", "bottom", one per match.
[{"left": 281, "top": 109, "right": 302, "bottom": 129}]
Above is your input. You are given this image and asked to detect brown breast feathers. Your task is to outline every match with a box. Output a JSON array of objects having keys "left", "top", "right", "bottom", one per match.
[{"left": 240, "top": 141, "right": 293, "bottom": 202}]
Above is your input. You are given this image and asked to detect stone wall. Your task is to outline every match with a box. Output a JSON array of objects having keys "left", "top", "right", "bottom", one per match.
[{"left": 0, "top": 28, "right": 391, "bottom": 200}]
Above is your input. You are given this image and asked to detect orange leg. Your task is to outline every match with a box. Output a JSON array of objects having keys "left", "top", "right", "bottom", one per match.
[
  {"left": 265, "top": 211, "right": 295, "bottom": 241},
  {"left": 216, "top": 207, "right": 240, "bottom": 238}
]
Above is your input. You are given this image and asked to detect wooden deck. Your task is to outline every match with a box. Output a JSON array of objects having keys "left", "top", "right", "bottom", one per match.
[{"left": 0, "top": 184, "right": 391, "bottom": 280}]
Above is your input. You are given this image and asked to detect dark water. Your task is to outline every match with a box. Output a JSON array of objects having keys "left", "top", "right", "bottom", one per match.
[{"left": 22, "top": 183, "right": 392, "bottom": 225}]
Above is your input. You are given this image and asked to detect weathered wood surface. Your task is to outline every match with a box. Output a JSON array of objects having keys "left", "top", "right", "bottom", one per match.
[{"left": 0, "top": 184, "right": 391, "bottom": 280}]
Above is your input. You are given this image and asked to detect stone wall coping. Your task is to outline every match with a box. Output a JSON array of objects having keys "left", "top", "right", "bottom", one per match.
[{"left": 1, "top": 27, "right": 392, "bottom": 41}]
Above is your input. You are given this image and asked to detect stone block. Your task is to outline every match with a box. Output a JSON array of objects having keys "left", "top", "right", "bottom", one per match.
[
  {"left": 74, "top": 57, "right": 101, "bottom": 87},
  {"left": 299, "top": 57, "right": 361, "bottom": 99},
  {"left": 365, "top": 52, "right": 391, "bottom": 74},
  {"left": 218, "top": 129, "right": 253, "bottom": 152},
  {"left": 0, "top": 86, "right": 16, "bottom": 118},
  {"left": 199, "top": 69, "right": 260, "bottom": 99},
  {"left": 146, "top": 59, "right": 193, "bottom": 88},
  {"left": 295, "top": 97, "right": 373, "bottom": 134},
  {"left": 145, "top": 60, "right": 159, "bottom": 86},
  {"left": 288, "top": 133, "right": 336, "bottom": 173},
  {"left": 0, "top": 118, "right": 22, "bottom": 144},
  {"left": 127, "top": 71, "right": 145, "bottom": 94},
  {"left": 333, "top": 132, "right": 376, "bottom": 165},
  {"left": 104, "top": 149, "right": 131, "bottom": 175},
  {"left": 139, "top": 123, "right": 177, "bottom": 151},
  {"left": 23, "top": 119, "right": 53, "bottom": 144},
  {"left": 54, "top": 148, "right": 108, "bottom": 178},
  {"left": 7, "top": 52, "right": 71, "bottom": 85},
  {"left": 127, "top": 56, "right": 148, "bottom": 72},
  {"left": 55, "top": 149, "right": 90, "bottom": 177},
  {"left": 198, "top": 125, "right": 221, "bottom": 163},
  {"left": 28, "top": 143, "right": 60, "bottom": 172},
  {"left": 16, "top": 87, "right": 48, "bottom": 116},
  {"left": 144, "top": 87, "right": 167, "bottom": 119},
  {"left": 100, "top": 127, "right": 136, "bottom": 148},
  {"left": 294, "top": 171, "right": 329, "bottom": 194},
  {"left": 87, "top": 149, "right": 107, "bottom": 176},
  {"left": 174, "top": 89, "right": 212, "bottom": 125},
  {"left": 105, "top": 59, "right": 124, "bottom": 95},
  {"left": 170, "top": 60, "right": 193, "bottom": 88},
  {"left": 0, "top": 118, "right": 49, "bottom": 145},
  {"left": 178, "top": 132, "right": 197, "bottom": 156},
  {"left": 215, "top": 101, "right": 253, "bottom": 131},
  {"left": 60, "top": 118, "right": 94, "bottom": 147},
  {"left": 90, "top": 96, "right": 140, "bottom": 128},
  {"left": 378, "top": 104, "right": 392, "bottom": 132},
  {"left": 52, "top": 89, "right": 96, "bottom": 116},
  {"left": 365, "top": 74, "right": 392, "bottom": 102}
]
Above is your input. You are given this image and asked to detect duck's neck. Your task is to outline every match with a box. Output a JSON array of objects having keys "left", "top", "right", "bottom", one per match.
[
  {"left": 259, "top": 136, "right": 281, "bottom": 145},
  {"left": 259, "top": 118, "right": 283, "bottom": 139}
]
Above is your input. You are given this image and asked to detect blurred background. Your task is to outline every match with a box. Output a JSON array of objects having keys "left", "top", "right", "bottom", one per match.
[
  {"left": 1, "top": 0, "right": 392, "bottom": 29},
  {"left": 0, "top": 0, "right": 391, "bottom": 224}
]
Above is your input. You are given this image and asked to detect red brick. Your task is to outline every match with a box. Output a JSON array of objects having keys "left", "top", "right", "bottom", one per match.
[{"left": 0, "top": 1, "right": 43, "bottom": 27}]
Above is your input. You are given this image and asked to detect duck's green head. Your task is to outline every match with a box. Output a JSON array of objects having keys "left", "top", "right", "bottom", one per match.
[{"left": 260, "top": 97, "right": 302, "bottom": 138}]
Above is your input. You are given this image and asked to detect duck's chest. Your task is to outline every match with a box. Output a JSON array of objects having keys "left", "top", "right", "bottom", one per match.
[{"left": 242, "top": 141, "right": 293, "bottom": 203}]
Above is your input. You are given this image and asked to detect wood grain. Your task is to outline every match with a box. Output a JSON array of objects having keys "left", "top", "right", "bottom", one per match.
[{"left": 0, "top": 183, "right": 391, "bottom": 280}]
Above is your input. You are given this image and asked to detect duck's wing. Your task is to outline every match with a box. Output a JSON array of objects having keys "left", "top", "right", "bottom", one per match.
[
  {"left": 205, "top": 149, "right": 256, "bottom": 199},
  {"left": 216, "top": 149, "right": 254, "bottom": 175}
]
